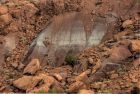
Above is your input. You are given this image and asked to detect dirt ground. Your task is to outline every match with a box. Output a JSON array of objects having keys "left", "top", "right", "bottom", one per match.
[{"left": 0, "top": 0, "right": 140, "bottom": 93}]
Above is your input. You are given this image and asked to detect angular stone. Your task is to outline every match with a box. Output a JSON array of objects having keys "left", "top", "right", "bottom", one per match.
[
  {"left": 75, "top": 70, "right": 90, "bottom": 82},
  {"left": 43, "top": 76, "right": 55, "bottom": 87},
  {"left": 35, "top": 73, "right": 55, "bottom": 87},
  {"left": 27, "top": 74, "right": 55, "bottom": 93},
  {"left": 68, "top": 81, "right": 87, "bottom": 93},
  {"left": 52, "top": 73, "right": 63, "bottom": 82},
  {"left": 23, "top": 59, "right": 41, "bottom": 74},
  {"left": 131, "top": 40, "right": 140, "bottom": 51},
  {"left": 109, "top": 45, "right": 132, "bottom": 62},
  {"left": 122, "top": 20, "right": 134, "bottom": 28},
  {"left": 13, "top": 76, "right": 41, "bottom": 91}
]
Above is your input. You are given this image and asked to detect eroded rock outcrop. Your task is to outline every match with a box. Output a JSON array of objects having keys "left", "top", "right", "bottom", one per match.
[
  {"left": 13, "top": 76, "right": 41, "bottom": 91},
  {"left": 109, "top": 45, "right": 132, "bottom": 62},
  {"left": 23, "top": 59, "right": 41, "bottom": 75},
  {"left": 130, "top": 40, "right": 140, "bottom": 51},
  {"left": 68, "top": 81, "right": 87, "bottom": 93}
]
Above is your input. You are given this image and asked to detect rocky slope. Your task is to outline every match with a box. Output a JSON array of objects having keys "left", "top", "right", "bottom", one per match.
[{"left": 0, "top": 0, "right": 140, "bottom": 93}]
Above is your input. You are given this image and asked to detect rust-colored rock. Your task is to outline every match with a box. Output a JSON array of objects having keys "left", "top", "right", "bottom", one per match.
[
  {"left": 109, "top": 45, "right": 132, "bottom": 61},
  {"left": 78, "top": 89, "right": 95, "bottom": 94},
  {"left": 0, "top": 14, "right": 12, "bottom": 25},
  {"left": 131, "top": 40, "right": 140, "bottom": 51},
  {"left": 52, "top": 73, "right": 63, "bottom": 82},
  {"left": 0, "top": 6, "right": 8, "bottom": 15},
  {"left": 29, "top": 84, "right": 49, "bottom": 93},
  {"left": 43, "top": 75, "right": 55, "bottom": 87},
  {"left": 23, "top": 59, "right": 41, "bottom": 74},
  {"left": 122, "top": 20, "right": 134, "bottom": 28},
  {"left": 75, "top": 70, "right": 90, "bottom": 82},
  {"left": 114, "top": 30, "right": 133, "bottom": 40},
  {"left": 13, "top": 76, "right": 41, "bottom": 91},
  {"left": 68, "top": 81, "right": 87, "bottom": 93},
  {"left": 79, "top": 48, "right": 101, "bottom": 74},
  {"left": 28, "top": 73, "right": 55, "bottom": 93},
  {"left": 24, "top": 3, "right": 39, "bottom": 17}
]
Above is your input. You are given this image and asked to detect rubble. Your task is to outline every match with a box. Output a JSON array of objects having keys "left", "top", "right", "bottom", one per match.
[
  {"left": 29, "top": 75, "right": 55, "bottom": 93},
  {"left": 68, "top": 81, "right": 87, "bottom": 93},
  {"left": 13, "top": 76, "right": 41, "bottom": 91},
  {"left": 23, "top": 59, "right": 41, "bottom": 75},
  {"left": 75, "top": 70, "right": 90, "bottom": 82},
  {"left": 0, "top": 0, "right": 139, "bottom": 93},
  {"left": 78, "top": 48, "right": 101, "bottom": 73}
]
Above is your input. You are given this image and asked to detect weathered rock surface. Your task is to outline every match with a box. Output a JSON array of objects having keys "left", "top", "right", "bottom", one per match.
[
  {"left": 24, "top": 3, "right": 39, "bottom": 17},
  {"left": 53, "top": 81, "right": 65, "bottom": 93},
  {"left": 78, "top": 89, "right": 95, "bottom": 94},
  {"left": 122, "top": 20, "right": 134, "bottom": 29},
  {"left": 52, "top": 73, "right": 63, "bottom": 82},
  {"left": 0, "top": 5, "right": 8, "bottom": 15},
  {"left": 13, "top": 76, "right": 41, "bottom": 91},
  {"left": 0, "top": 14, "right": 12, "bottom": 25},
  {"left": 114, "top": 30, "right": 133, "bottom": 40},
  {"left": 27, "top": 74, "right": 55, "bottom": 93},
  {"left": 109, "top": 45, "right": 132, "bottom": 61},
  {"left": 23, "top": 59, "right": 41, "bottom": 74},
  {"left": 0, "top": 0, "right": 140, "bottom": 93},
  {"left": 78, "top": 48, "right": 101, "bottom": 73},
  {"left": 131, "top": 40, "right": 140, "bottom": 51},
  {"left": 13, "top": 73, "right": 55, "bottom": 93},
  {"left": 75, "top": 70, "right": 90, "bottom": 82},
  {"left": 68, "top": 81, "right": 87, "bottom": 93}
]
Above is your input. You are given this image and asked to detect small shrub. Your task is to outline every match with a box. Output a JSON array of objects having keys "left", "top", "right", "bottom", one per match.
[
  {"left": 48, "top": 88, "right": 56, "bottom": 93},
  {"left": 65, "top": 54, "right": 78, "bottom": 66}
]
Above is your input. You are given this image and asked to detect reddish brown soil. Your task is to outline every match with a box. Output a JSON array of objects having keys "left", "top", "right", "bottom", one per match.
[{"left": 0, "top": 0, "right": 140, "bottom": 93}]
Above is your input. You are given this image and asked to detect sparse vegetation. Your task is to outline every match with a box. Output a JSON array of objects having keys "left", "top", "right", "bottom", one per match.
[
  {"left": 48, "top": 88, "right": 56, "bottom": 93},
  {"left": 65, "top": 54, "right": 78, "bottom": 66},
  {"left": 0, "top": 0, "right": 139, "bottom": 93}
]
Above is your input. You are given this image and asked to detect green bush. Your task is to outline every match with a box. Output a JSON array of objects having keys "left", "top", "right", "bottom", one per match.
[{"left": 65, "top": 54, "right": 78, "bottom": 66}]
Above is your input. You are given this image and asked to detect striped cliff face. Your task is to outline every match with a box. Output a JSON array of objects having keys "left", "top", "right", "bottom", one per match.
[
  {"left": 37, "top": 12, "right": 108, "bottom": 47},
  {"left": 25, "top": 11, "right": 111, "bottom": 67}
]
